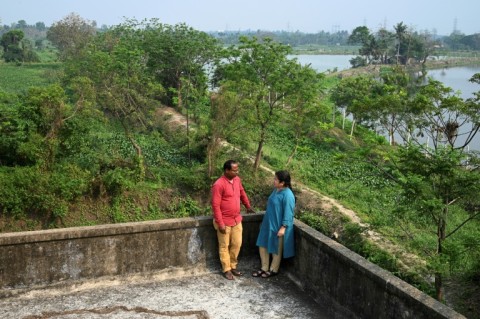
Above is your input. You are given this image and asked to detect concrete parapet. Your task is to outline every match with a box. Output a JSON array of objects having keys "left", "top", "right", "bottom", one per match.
[
  {"left": 286, "top": 219, "right": 465, "bottom": 319},
  {"left": 0, "top": 214, "right": 465, "bottom": 318}
]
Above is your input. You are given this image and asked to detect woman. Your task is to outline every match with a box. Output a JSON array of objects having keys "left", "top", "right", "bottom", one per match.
[{"left": 252, "top": 170, "right": 295, "bottom": 278}]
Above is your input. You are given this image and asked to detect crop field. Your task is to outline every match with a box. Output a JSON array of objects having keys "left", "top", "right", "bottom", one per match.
[{"left": 0, "top": 62, "right": 62, "bottom": 94}]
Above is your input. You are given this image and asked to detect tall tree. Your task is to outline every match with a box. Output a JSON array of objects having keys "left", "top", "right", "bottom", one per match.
[
  {"left": 388, "top": 73, "right": 480, "bottom": 301},
  {"left": 215, "top": 36, "right": 323, "bottom": 171},
  {"left": 47, "top": 13, "right": 96, "bottom": 61},
  {"left": 330, "top": 75, "right": 378, "bottom": 135},
  {"left": 283, "top": 65, "right": 326, "bottom": 166},
  {"left": 64, "top": 23, "right": 164, "bottom": 181},
  {"left": 137, "top": 20, "right": 219, "bottom": 110}
]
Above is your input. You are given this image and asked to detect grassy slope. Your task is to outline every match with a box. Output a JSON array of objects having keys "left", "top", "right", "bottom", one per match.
[{"left": 1, "top": 57, "right": 478, "bottom": 317}]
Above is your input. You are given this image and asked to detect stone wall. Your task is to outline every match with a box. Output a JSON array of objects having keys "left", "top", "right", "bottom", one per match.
[{"left": 0, "top": 214, "right": 465, "bottom": 318}]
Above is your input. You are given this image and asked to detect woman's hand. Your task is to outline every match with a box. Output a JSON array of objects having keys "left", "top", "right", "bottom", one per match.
[{"left": 277, "top": 226, "right": 286, "bottom": 237}]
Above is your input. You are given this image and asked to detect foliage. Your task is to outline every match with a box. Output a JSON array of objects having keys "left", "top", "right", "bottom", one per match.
[
  {"left": 1, "top": 29, "right": 39, "bottom": 63},
  {"left": 47, "top": 13, "right": 96, "bottom": 61},
  {"left": 1, "top": 20, "right": 480, "bottom": 315},
  {"left": 134, "top": 19, "right": 220, "bottom": 108},
  {"left": 0, "top": 63, "right": 62, "bottom": 93},
  {"left": 348, "top": 23, "right": 438, "bottom": 67},
  {"left": 215, "top": 36, "right": 327, "bottom": 171}
]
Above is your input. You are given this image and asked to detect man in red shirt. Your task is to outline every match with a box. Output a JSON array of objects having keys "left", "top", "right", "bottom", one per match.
[{"left": 211, "top": 159, "right": 255, "bottom": 280}]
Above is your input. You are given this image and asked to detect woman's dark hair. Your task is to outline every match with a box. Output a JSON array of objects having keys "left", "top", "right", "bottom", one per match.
[
  {"left": 275, "top": 170, "right": 292, "bottom": 190},
  {"left": 276, "top": 170, "right": 296, "bottom": 203}
]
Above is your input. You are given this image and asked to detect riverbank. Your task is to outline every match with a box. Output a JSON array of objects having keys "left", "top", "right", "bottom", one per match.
[{"left": 330, "top": 56, "right": 480, "bottom": 78}]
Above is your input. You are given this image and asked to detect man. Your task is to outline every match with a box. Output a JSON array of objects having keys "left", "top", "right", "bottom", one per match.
[{"left": 211, "top": 159, "right": 255, "bottom": 280}]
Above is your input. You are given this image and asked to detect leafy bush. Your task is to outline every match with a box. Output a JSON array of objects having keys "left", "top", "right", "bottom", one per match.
[
  {"left": 0, "top": 164, "right": 88, "bottom": 220},
  {"left": 102, "top": 167, "right": 135, "bottom": 196},
  {"left": 298, "top": 212, "right": 331, "bottom": 235}
]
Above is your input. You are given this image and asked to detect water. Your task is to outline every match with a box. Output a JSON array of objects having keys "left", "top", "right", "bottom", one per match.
[
  {"left": 292, "top": 54, "right": 355, "bottom": 73},
  {"left": 424, "top": 66, "right": 480, "bottom": 99},
  {"left": 293, "top": 54, "right": 480, "bottom": 150}
]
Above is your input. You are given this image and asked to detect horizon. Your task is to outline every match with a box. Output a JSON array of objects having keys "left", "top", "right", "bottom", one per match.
[{"left": 2, "top": 0, "right": 480, "bottom": 36}]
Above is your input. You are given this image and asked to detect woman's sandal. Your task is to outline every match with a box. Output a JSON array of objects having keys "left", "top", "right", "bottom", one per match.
[
  {"left": 251, "top": 269, "right": 265, "bottom": 277},
  {"left": 261, "top": 271, "right": 278, "bottom": 278}
]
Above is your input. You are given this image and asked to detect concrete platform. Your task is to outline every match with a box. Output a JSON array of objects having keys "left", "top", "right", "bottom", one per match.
[{"left": 0, "top": 260, "right": 335, "bottom": 319}]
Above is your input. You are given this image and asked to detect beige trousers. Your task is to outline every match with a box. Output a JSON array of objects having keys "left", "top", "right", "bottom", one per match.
[
  {"left": 259, "top": 236, "right": 284, "bottom": 273},
  {"left": 213, "top": 221, "right": 243, "bottom": 273}
]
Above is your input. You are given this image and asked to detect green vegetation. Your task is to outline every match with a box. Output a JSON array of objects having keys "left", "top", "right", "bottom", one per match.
[
  {"left": 1, "top": 16, "right": 480, "bottom": 317},
  {"left": 0, "top": 62, "right": 62, "bottom": 93}
]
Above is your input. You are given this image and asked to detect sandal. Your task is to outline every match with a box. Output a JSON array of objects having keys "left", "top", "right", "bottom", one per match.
[
  {"left": 224, "top": 270, "right": 234, "bottom": 280},
  {"left": 261, "top": 271, "right": 278, "bottom": 278},
  {"left": 231, "top": 269, "right": 243, "bottom": 276},
  {"left": 251, "top": 270, "right": 266, "bottom": 277}
]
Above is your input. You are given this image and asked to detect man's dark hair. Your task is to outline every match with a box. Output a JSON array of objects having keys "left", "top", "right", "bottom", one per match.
[{"left": 223, "top": 159, "right": 237, "bottom": 171}]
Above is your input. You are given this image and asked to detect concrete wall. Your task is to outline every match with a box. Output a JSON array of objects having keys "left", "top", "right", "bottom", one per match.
[
  {"left": 285, "top": 219, "right": 465, "bottom": 319},
  {"left": 0, "top": 214, "right": 465, "bottom": 318},
  {"left": 0, "top": 215, "right": 260, "bottom": 297}
]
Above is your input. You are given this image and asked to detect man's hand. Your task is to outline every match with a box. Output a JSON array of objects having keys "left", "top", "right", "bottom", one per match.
[
  {"left": 219, "top": 225, "right": 226, "bottom": 234},
  {"left": 246, "top": 208, "right": 256, "bottom": 214}
]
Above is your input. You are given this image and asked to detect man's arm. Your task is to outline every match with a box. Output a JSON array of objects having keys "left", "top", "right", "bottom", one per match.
[{"left": 211, "top": 183, "right": 225, "bottom": 227}]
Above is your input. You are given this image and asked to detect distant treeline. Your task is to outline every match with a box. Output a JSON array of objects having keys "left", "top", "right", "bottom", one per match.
[{"left": 2, "top": 19, "right": 480, "bottom": 51}]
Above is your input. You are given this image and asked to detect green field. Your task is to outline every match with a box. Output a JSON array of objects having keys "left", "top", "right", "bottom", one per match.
[{"left": 0, "top": 62, "right": 62, "bottom": 94}]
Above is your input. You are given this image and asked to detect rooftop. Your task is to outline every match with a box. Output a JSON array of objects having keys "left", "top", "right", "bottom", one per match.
[{"left": 1, "top": 258, "right": 333, "bottom": 319}]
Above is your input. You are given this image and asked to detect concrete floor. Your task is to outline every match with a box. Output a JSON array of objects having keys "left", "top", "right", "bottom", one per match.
[{"left": 0, "top": 261, "right": 336, "bottom": 319}]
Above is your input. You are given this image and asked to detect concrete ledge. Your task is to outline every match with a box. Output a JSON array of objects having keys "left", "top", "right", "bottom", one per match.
[
  {"left": 0, "top": 215, "right": 262, "bottom": 296},
  {"left": 0, "top": 214, "right": 465, "bottom": 318},
  {"left": 286, "top": 219, "right": 465, "bottom": 319}
]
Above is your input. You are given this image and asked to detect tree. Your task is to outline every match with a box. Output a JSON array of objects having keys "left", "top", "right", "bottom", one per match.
[
  {"left": 393, "top": 22, "right": 409, "bottom": 65},
  {"left": 207, "top": 87, "right": 251, "bottom": 177},
  {"left": 215, "top": 36, "right": 324, "bottom": 171},
  {"left": 63, "top": 23, "right": 164, "bottom": 181},
  {"left": 47, "top": 13, "right": 96, "bottom": 61},
  {"left": 330, "top": 75, "right": 378, "bottom": 135},
  {"left": 283, "top": 65, "right": 326, "bottom": 166},
  {"left": 348, "top": 26, "right": 377, "bottom": 65},
  {"left": 138, "top": 20, "right": 219, "bottom": 110},
  {"left": 1, "top": 29, "right": 24, "bottom": 62},
  {"left": 387, "top": 73, "right": 480, "bottom": 301},
  {"left": 0, "top": 29, "right": 39, "bottom": 63},
  {"left": 372, "top": 67, "right": 418, "bottom": 145}
]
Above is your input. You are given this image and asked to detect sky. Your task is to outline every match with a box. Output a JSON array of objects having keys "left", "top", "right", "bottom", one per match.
[{"left": 2, "top": 0, "right": 480, "bottom": 36}]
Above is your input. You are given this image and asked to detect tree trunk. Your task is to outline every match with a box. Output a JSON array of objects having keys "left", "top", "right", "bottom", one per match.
[
  {"left": 128, "top": 135, "right": 145, "bottom": 182},
  {"left": 349, "top": 119, "right": 356, "bottom": 138},
  {"left": 207, "top": 137, "right": 221, "bottom": 178},
  {"left": 286, "top": 142, "right": 299, "bottom": 167},
  {"left": 254, "top": 137, "right": 265, "bottom": 172},
  {"left": 435, "top": 215, "right": 446, "bottom": 302}
]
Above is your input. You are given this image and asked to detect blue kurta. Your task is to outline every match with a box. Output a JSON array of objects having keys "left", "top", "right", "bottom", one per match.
[{"left": 256, "top": 187, "right": 295, "bottom": 258}]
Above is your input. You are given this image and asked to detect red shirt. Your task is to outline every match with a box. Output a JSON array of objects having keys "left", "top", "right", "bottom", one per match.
[{"left": 211, "top": 175, "right": 251, "bottom": 227}]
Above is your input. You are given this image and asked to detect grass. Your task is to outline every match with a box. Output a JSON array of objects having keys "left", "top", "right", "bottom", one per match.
[{"left": 0, "top": 62, "right": 62, "bottom": 94}]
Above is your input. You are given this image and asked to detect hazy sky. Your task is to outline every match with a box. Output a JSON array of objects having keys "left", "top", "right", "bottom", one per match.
[{"left": 2, "top": 0, "right": 479, "bottom": 36}]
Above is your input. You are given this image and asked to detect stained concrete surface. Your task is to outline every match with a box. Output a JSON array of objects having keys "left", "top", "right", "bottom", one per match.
[{"left": 0, "top": 260, "right": 335, "bottom": 319}]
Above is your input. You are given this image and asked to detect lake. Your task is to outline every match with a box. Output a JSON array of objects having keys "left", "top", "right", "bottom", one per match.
[
  {"left": 293, "top": 54, "right": 480, "bottom": 98},
  {"left": 293, "top": 54, "right": 480, "bottom": 150}
]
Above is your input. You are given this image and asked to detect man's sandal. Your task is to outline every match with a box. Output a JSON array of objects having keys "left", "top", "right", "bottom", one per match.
[
  {"left": 224, "top": 270, "right": 234, "bottom": 280},
  {"left": 231, "top": 269, "right": 243, "bottom": 276},
  {"left": 251, "top": 270, "right": 265, "bottom": 277},
  {"left": 261, "top": 271, "right": 278, "bottom": 278}
]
